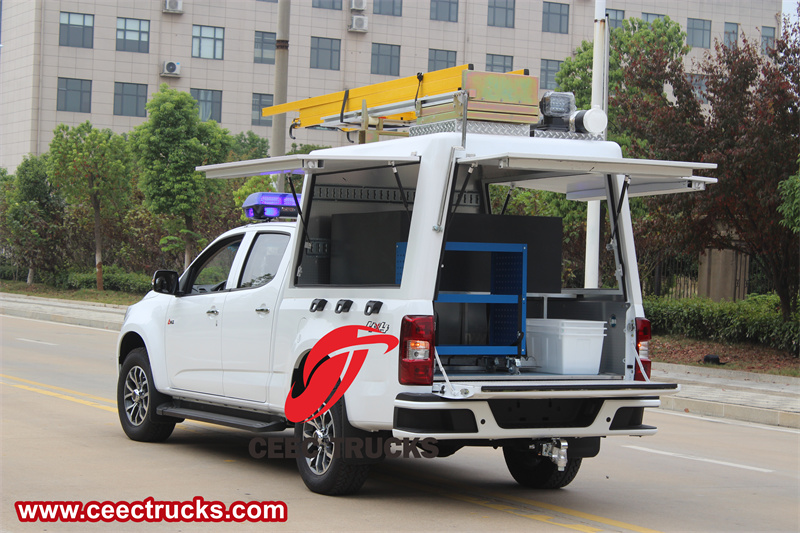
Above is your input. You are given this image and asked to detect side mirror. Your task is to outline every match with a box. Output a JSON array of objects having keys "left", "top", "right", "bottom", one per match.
[{"left": 152, "top": 270, "right": 179, "bottom": 295}]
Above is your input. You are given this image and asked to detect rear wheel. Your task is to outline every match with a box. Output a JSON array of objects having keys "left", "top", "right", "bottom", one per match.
[
  {"left": 294, "top": 400, "right": 370, "bottom": 495},
  {"left": 117, "top": 348, "right": 175, "bottom": 442},
  {"left": 502, "top": 446, "right": 582, "bottom": 489}
]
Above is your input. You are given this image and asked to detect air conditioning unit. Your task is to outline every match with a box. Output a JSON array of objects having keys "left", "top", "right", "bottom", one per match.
[
  {"left": 163, "top": 0, "right": 183, "bottom": 13},
  {"left": 350, "top": 0, "right": 367, "bottom": 10},
  {"left": 161, "top": 61, "right": 181, "bottom": 77},
  {"left": 349, "top": 15, "right": 368, "bottom": 32}
]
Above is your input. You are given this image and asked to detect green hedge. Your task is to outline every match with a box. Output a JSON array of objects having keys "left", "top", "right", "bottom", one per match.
[
  {"left": 644, "top": 295, "right": 799, "bottom": 355},
  {"left": 66, "top": 266, "right": 152, "bottom": 294}
]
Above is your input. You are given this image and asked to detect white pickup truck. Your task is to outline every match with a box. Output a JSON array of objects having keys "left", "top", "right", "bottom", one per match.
[{"left": 116, "top": 89, "right": 715, "bottom": 495}]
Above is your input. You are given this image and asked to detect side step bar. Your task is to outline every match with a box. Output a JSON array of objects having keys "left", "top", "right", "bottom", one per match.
[{"left": 157, "top": 401, "right": 288, "bottom": 432}]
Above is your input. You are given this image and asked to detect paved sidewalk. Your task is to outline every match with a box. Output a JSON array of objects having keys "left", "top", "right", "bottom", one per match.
[
  {"left": 0, "top": 292, "right": 128, "bottom": 330},
  {"left": 2, "top": 292, "right": 798, "bottom": 429},
  {"left": 651, "top": 363, "right": 799, "bottom": 428}
]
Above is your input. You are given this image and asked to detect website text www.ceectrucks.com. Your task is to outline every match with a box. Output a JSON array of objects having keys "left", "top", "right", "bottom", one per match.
[{"left": 15, "top": 496, "right": 287, "bottom": 523}]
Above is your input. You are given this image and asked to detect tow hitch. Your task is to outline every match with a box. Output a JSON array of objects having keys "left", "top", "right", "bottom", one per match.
[{"left": 535, "top": 438, "right": 569, "bottom": 471}]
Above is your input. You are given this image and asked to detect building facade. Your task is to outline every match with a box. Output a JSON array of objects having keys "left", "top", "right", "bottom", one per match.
[{"left": 0, "top": 0, "right": 784, "bottom": 172}]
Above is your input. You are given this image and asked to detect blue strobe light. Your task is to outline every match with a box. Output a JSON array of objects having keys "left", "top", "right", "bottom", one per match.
[{"left": 242, "top": 192, "right": 301, "bottom": 221}]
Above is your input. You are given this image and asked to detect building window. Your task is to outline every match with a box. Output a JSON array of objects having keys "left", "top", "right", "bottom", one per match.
[
  {"left": 762, "top": 26, "right": 775, "bottom": 55},
  {"left": 190, "top": 89, "right": 222, "bottom": 122},
  {"left": 116, "top": 18, "right": 149, "bottom": 53},
  {"left": 374, "top": 0, "right": 402, "bottom": 16},
  {"left": 114, "top": 82, "right": 147, "bottom": 117},
  {"left": 688, "top": 74, "right": 708, "bottom": 104},
  {"left": 542, "top": 2, "right": 568, "bottom": 34},
  {"left": 486, "top": 53, "right": 513, "bottom": 73},
  {"left": 372, "top": 43, "right": 400, "bottom": 76},
  {"left": 687, "top": 18, "right": 711, "bottom": 48},
  {"left": 606, "top": 8, "right": 624, "bottom": 30},
  {"left": 59, "top": 12, "right": 93, "bottom": 49},
  {"left": 192, "top": 25, "right": 224, "bottom": 60},
  {"left": 255, "top": 31, "right": 276, "bottom": 64},
  {"left": 252, "top": 93, "right": 274, "bottom": 127},
  {"left": 57, "top": 78, "right": 91, "bottom": 113},
  {"left": 313, "top": 0, "right": 342, "bottom": 9},
  {"left": 642, "top": 13, "right": 665, "bottom": 24},
  {"left": 431, "top": 0, "right": 458, "bottom": 22},
  {"left": 541, "top": 59, "right": 562, "bottom": 90},
  {"left": 310, "top": 37, "right": 341, "bottom": 70},
  {"left": 724, "top": 22, "right": 738, "bottom": 48},
  {"left": 428, "top": 49, "right": 456, "bottom": 71},
  {"left": 488, "top": 0, "right": 514, "bottom": 28}
]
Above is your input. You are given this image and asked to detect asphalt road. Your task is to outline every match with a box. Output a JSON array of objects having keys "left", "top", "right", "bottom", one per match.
[{"left": 2, "top": 315, "right": 798, "bottom": 533}]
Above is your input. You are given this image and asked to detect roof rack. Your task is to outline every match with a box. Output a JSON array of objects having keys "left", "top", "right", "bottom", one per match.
[{"left": 260, "top": 65, "right": 540, "bottom": 144}]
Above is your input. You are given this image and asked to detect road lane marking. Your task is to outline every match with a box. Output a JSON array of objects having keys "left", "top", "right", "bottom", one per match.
[
  {"left": 16, "top": 338, "right": 58, "bottom": 346},
  {"left": 377, "top": 473, "right": 605, "bottom": 532},
  {"left": 0, "top": 374, "right": 115, "bottom": 404},
  {"left": 381, "top": 467, "right": 663, "bottom": 533},
  {"left": 0, "top": 373, "right": 233, "bottom": 433},
  {"left": 488, "top": 491, "right": 662, "bottom": 533},
  {"left": 623, "top": 445, "right": 774, "bottom": 473},
  {"left": 0, "top": 380, "right": 118, "bottom": 414}
]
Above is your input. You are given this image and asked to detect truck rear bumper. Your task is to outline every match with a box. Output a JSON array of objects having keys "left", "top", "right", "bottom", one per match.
[{"left": 392, "top": 381, "right": 678, "bottom": 440}]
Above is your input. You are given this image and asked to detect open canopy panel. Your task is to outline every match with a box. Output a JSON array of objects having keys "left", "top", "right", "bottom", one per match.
[
  {"left": 197, "top": 154, "right": 420, "bottom": 180},
  {"left": 457, "top": 152, "right": 717, "bottom": 200}
]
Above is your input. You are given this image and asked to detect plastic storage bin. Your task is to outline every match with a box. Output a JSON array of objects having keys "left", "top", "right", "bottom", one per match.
[{"left": 525, "top": 319, "right": 606, "bottom": 374}]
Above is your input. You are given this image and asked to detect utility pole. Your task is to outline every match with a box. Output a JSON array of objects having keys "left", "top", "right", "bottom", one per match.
[{"left": 272, "top": 0, "right": 290, "bottom": 192}]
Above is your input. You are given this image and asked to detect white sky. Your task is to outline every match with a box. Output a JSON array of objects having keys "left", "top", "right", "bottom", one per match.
[{"left": 784, "top": 0, "right": 799, "bottom": 23}]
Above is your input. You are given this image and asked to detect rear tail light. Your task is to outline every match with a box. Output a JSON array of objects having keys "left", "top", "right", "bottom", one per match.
[
  {"left": 399, "top": 315, "right": 435, "bottom": 385},
  {"left": 635, "top": 317, "right": 652, "bottom": 381}
]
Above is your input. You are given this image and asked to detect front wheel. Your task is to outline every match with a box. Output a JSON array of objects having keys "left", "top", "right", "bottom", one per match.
[
  {"left": 294, "top": 401, "right": 370, "bottom": 495},
  {"left": 117, "top": 348, "right": 175, "bottom": 442},
  {"left": 502, "top": 446, "right": 582, "bottom": 489}
]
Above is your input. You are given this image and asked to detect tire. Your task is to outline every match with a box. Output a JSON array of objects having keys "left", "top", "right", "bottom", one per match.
[
  {"left": 117, "top": 347, "right": 176, "bottom": 442},
  {"left": 294, "top": 400, "right": 370, "bottom": 495},
  {"left": 502, "top": 446, "right": 582, "bottom": 489}
]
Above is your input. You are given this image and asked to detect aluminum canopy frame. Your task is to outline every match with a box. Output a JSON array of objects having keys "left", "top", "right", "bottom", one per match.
[
  {"left": 197, "top": 154, "right": 421, "bottom": 180},
  {"left": 457, "top": 152, "right": 717, "bottom": 201}
]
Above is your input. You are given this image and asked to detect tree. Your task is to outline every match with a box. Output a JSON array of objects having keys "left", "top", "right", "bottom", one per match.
[
  {"left": 556, "top": 16, "right": 692, "bottom": 154},
  {"left": 229, "top": 131, "right": 269, "bottom": 161},
  {"left": 49, "top": 122, "right": 129, "bottom": 290},
  {"left": 3, "top": 155, "right": 66, "bottom": 284},
  {"left": 558, "top": 12, "right": 800, "bottom": 319},
  {"left": 132, "top": 84, "right": 232, "bottom": 269},
  {"left": 778, "top": 156, "right": 800, "bottom": 234},
  {"left": 622, "top": 25, "right": 800, "bottom": 319}
]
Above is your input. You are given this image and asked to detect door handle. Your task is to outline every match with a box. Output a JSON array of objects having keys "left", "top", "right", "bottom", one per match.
[
  {"left": 255, "top": 306, "right": 270, "bottom": 314},
  {"left": 206, "top": 308, "right": 219, "bottom": 316},
  {"left": 334, "top": 299, "right": 353, "bottom": 314},
  {"left": 310, "top": 298, "right": 327, "bottom": 312}
]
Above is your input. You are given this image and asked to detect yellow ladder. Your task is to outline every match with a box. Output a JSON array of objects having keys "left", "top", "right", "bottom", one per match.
[{"left": 261, "top": 65, "right": 538, "bottom": 135}]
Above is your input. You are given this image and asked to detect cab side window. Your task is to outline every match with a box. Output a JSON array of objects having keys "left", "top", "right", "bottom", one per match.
[
  {"left": 238, "top": 233, "right": 290, "bottom": 289},
  {"left": 186, "top": 238, "right": 242, "bottom": 294}
]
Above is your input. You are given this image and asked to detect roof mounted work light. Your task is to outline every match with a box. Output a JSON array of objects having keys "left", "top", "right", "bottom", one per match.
[
  {"left": 242, "top": 192, "right": 300, "bottom": 221},
  {"left": 535, "top": 91, "right": 607, "bottom": 135}
]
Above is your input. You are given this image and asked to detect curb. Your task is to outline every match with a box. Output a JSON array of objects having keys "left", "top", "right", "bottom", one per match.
[
  {"left": 652, "top": 362, "right": 799, "bottom": 387},
  {"left": 659, "top": 395, "right": 800, "bottom": 429},
  {"left": 0, "top": 293, "right": 127, "bottom": 331}
]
